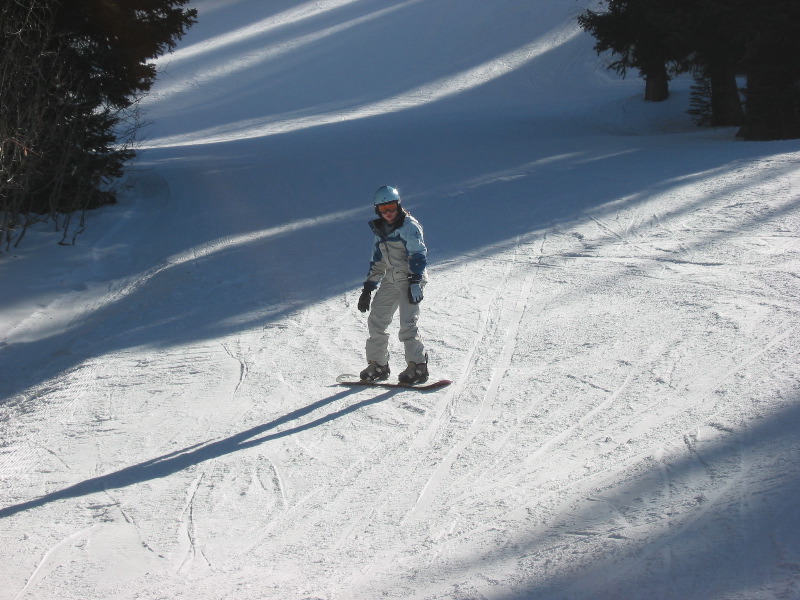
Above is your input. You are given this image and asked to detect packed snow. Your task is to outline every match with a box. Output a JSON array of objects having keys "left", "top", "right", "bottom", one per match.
[{"left": 2, "top": 0, "right": 800, "bottom": 598}]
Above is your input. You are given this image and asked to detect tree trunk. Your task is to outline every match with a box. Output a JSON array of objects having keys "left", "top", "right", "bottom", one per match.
[
  {"left": 738, "top": 65, "right": 800, "bottom": 140},
  {"left": 708, "top": 65, "right": 743, "bottom": 126},
  {"left": 643, "top": 62, "right": 669, "bottom": 102}
]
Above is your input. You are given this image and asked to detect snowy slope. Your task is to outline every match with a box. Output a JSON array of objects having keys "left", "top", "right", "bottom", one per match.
[{"left": 2, "top": 1, "right": 800, "bottom": 599}]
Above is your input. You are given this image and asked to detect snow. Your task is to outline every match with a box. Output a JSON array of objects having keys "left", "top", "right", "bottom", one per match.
[{"left": 2, "top": 0, "right": 800, "bottom": 598}]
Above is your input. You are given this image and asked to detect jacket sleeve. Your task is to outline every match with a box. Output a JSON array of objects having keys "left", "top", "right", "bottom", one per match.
[
  {"left": 401, "top": 218, "right": 427, "bottom": 276},
  {"left": 365, "top": 233, "right": 385, "bottom": 285}
]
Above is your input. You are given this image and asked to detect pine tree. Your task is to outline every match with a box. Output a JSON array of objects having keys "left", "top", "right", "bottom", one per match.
[
  {"left": 578, "top": 0, "right": 800, "bottom": 139},
  {"left": 688, "top": 75, "right": 713, "bottom": 126},
  {"left": 578, "top": 0, "right": 687, "bottom": 102},
  {"left": 737, "top": 0, "right": 800, "bottom": 140},
  {"left": 659, "top": 0, "right": 744, "bottom": 127},
  {"left": 1, "top": 0, "right": 196, "bottom": 248}
]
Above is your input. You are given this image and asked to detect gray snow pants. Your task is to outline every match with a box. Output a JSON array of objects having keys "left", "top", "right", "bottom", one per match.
[{"left": 366, "top": 279, "right": 426, "bottom": 365}]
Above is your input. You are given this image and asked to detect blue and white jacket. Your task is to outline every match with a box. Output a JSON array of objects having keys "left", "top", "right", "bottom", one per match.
[{"left": 365, "top": 210, "right": 428, "bottom": 287}]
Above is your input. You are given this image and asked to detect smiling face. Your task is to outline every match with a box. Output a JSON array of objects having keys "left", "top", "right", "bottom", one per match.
[{"left": 377, "top": 201, "right": 400, "bottom": 223}]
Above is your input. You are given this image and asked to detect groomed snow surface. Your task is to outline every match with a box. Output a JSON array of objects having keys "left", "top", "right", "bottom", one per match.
[{"left": 2, "top": 1, "right": 800, "bottom": 599}]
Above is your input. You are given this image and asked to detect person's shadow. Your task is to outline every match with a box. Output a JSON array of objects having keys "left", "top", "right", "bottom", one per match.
[{"left": 0, "top": 386, "right": 399, "bottom": 519}]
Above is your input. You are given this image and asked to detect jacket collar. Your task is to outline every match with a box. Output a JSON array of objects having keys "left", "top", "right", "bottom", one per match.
[{"left": 371, "top": 209, "right": 407, "bottom": 235}]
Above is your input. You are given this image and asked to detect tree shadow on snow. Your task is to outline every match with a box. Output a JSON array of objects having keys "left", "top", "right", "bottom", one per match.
[
  {"left": 2, "top": 113, "right": 794, "bottom": 405},
  {"left": 1, "top": 0, "right": 796, "bottom": 403},
  {"left": 450, "top": 395, "right": 800, "bottom": 600},
  {"left": 1, "top": 5, "right": 799, "bottom": 599}
]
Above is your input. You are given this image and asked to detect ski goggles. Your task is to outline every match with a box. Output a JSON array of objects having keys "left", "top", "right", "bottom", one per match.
[{"left": 377, "top": 201, "right": 399, "bottom": 214}]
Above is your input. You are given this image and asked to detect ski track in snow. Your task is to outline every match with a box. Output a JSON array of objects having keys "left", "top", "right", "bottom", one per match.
[{"left": 3, "top": 0, "right": 800, "bottom": 599}]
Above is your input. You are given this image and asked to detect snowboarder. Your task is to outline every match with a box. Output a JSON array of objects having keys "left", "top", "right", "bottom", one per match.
[{"left": 357, "top": 185, "right": 429, "bottom": 384}]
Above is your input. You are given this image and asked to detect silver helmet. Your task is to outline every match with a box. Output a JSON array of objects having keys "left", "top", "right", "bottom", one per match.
[{"left": 373, "top": 185, "right": 401, "bottom": 207}]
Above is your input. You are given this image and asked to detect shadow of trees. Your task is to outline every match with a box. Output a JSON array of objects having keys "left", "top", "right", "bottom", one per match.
[
  {"left": 446, "top": 396, "right": 800, "bottom": 600},
  {"left": 2, "top": 0, "right": 793, "bottom": 403},
  {"left": 2, "top": 3, "right": 799, "bottom": 598}
]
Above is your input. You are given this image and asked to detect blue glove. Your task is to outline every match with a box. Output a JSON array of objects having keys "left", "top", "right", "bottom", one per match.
[{"left": 408, "top": 275, "right": 423, "bottom": 304}]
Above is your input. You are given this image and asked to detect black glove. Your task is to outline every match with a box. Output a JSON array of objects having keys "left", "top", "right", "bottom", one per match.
[
  {"left": 358, "top": 282, "right": 377, "bottom": 313},
  {"left": 408, "top": 274, "right": 424, "bottom": 304}
]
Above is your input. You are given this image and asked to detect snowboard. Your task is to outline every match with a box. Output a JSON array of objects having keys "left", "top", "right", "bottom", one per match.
[{"left": 336, "top": 374, "right": 452, "bottom": 391}]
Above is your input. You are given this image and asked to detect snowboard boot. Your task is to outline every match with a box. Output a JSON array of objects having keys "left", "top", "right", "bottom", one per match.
[
  {"left": 398, "top": 356, "right": 429, "bottom": 385},
  {"left": 360, "top": 361, "right": 390, "bottom": 381}
]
